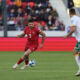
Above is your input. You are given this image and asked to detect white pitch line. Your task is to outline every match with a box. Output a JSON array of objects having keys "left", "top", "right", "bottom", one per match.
[{"left": 0, "top": 69, "right": 75, "bottom": 73}]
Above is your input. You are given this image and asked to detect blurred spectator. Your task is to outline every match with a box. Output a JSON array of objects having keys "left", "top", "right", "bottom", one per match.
[
  {"left": 7, "top": 0, "right": 14, "bottom": 5},
  {"left": 10, "top": 2, "right": 18, "bottom": 14},
  {"left": 50, "top": 8, "right": 59, "bottom": 19},
  {"left": 56, "top": 21, "right": 65, "bottom": 31},
  {"left": 7, "top": 0, "right": 11, "bottom": 4},
  {"left": 30, "top": 9, "right": 37, "bottom": 21},
  {"left": 17, "top": 7, "right": 24, "bottom": 17},
  {"left": 24, "top": 13, "right": 28, "bottom": 26},
  {"left": 37, "top": 23, "right": 43, "bottom": 30},
  {"left": 15, "top": 0, "right": 22, "bottom": 7},
  {"left": 25, "top": 3, "right": 31, "bottom": 14},
  {"left": 22, "top": 0, "right": 27, "bottom": 2},
  {"left": 32, "top": 3, "right": 40, "bottom": 17},
  {"left": 7, "top": 17, "right": 16, "bottom": 30},
  {"left": 39, "top": 10, "right": 45, "bottom": 21},
  {"left": 24, "top": 15, "right": 31, "bottom": 26},
  {"left": 39, "top": 0, "right": 45, "bottom": 3},
  {"left": 0, "top": 15, "right": 3, "bottom": 30},
  {"left": 8, "top": 8, "right": 16, "bottom": 18},
  {"left": 39, "top": 3, "right": 45, "bottom": 11},
  {"left": 68, "top": 0, "right": 74, "bottom": 9},
  {"left": 15, "top": 16, "right": 24, "bottom": 31},
  {"left": 0, "top": 0, "right": 4, "bottom": 15},
  {"left": 11, "top": 0, "right": 15, "bottom": 2},
  {"left": 0, "top": 0, "right": 65, "bottom": 31},
  {"left": 40, "top": 21, "right": 47, "bottom": 30},
  {"left": 29, "top": 2, "right": 35, "bottom": 8},
  {"left": 46, "top": 3, "right": 53, "bottom": 13},
  {"left": 46, "top": 15, "right": 56, "bottom": 31}
]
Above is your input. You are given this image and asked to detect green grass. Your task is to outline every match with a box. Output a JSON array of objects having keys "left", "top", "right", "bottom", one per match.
[{"left": 0, "top": 51, "right": 80, "bottom": 80}]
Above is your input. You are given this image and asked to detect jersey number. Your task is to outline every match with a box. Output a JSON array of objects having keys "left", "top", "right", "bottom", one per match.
[{"left": 29, "top": 34, "right": 32, "bottom": 38}]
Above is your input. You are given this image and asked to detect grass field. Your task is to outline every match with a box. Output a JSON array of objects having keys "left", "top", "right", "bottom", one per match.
[{"left": 0, "top": 51, "right": 80, "bottom": 80}]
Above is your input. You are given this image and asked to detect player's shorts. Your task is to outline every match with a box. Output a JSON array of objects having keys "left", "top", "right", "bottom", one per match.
[
  {"left": 74, "top": 42, "right": 80, "bottom": 53},
  {"left": 24, "top": 44, "right": 38, "bottom": 52}
]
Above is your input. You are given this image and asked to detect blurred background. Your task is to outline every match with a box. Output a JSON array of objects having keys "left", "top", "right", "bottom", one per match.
[
  {"left": 1, "top": 0, "right": 79, "bottom": 37},
  {"left": 0, "top": 0, "right": 80, "bottom": 51},
  {"left": 0, "top": 1, "right": 80, "bottom": 80}
]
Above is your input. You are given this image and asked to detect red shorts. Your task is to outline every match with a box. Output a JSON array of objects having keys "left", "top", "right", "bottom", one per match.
[{"left": 24, "top": 44, "right": 38, "bottom": 52}]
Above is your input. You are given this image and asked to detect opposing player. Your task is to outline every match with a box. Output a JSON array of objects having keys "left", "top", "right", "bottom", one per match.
[
  {"left": 64, "top": 8, "right": 80, "bottom": 76},
  {"left": 13, "top": 20, "right": 46, "bottom": 69}
]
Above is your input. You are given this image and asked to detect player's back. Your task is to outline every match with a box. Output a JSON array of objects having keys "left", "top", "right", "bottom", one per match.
[{"left": 71, "top": 15, "right": 80, "bottom": 41}]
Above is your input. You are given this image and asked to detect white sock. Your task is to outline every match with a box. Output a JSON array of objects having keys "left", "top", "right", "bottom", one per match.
[{"left": 75, "top": 55, "right": 80, "bottom": 70}]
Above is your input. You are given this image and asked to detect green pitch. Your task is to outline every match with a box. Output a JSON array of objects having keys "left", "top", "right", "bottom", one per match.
[{"left": 0, "top": 51, "right": 80, "bottom": 80}]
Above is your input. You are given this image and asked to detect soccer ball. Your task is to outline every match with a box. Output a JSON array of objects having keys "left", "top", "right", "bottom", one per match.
[{"left": 29, "top": 60, "right": 36, "bottom": 67}]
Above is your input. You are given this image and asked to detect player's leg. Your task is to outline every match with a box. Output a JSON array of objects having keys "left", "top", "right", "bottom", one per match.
[
  {"left": 25, "top": 56, "right": 29, "bottom": 65},
  {"left": 73, "top": 42, "right": 80, "bottom": 76},
  {"left": 13, "top": 49, "right": 32, "bottom": 69},
  {"left": 73, "top": 49, "right": 80, "bottom": 67},
  {"left": 21, "top": 46, "right": 37, "bottom": 69},
  {"left": 20, "top": 55, "right": 29, "bottom": 69}
]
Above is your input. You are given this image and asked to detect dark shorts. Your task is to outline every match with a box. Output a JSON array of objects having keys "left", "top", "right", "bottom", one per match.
[{"left": 74, "top": 42, "right": 80, "bottom": 53}]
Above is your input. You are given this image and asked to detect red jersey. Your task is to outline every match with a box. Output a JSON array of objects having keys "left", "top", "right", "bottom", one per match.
[{"left": 24, "top": 26, "right": 41, "bottom": 47}]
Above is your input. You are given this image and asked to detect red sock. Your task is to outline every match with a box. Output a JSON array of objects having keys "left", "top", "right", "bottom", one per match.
[
  {"left": 25, "top": 59, "right": 29, "bottom": 65},
  {"left": 17, "top": 58, "right": 24, "bottom": 64}
]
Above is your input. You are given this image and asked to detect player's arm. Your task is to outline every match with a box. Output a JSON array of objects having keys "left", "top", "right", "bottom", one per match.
[
  {"left": 17, "top": 32, "right": 26, "bottom": 38},
  {"left": 39, "top": 31, "right": 46, "bottom": 48},
  {"left": 64, "top": 25, "right": 76, "bottom": 39}
]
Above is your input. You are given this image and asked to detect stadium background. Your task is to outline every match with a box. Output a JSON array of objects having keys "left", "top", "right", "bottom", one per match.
[
  {"left": 0, "top": 0, "right": 80, "bottom": 80},
  {"left": 0, "top": 0, "right": 79, "bottom": 51}
]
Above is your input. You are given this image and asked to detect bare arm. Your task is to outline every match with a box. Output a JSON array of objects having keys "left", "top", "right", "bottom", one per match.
[
  {"left": 64, "top": 26, "right": 76, "bottom": 39},
  {"left": 17, "top": 32, "right": 26, "bottom": 38},
  {"left": 39, "top": 31, "right": 46, "bottom": 48}
]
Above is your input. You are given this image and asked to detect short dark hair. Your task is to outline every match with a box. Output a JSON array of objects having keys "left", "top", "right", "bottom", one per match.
[
  {"left": 69, "top": 8, "right": 76, "bottom": 15},
  {"left": 29, "top": 19, "right": 33, "bottom": 23}
]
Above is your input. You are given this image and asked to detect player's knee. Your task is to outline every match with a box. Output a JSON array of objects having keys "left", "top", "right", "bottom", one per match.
[
  {"left": 24, "top": 52, "right": 30, "bottom": 57},
  {"left": 24, "top": 49, "right": 31, "bottom": 58},
  {"left": 73, "top": 50, "right": 78, "bottom": 55},
  {"left": 22, "top": 55, "right": 28, "bottom": 60},
  {"left": 73, "top": 52, "right": 78, "bottom": 56},
  {"left": 73, "top": 53, "right": 76, "bottom": 55}
]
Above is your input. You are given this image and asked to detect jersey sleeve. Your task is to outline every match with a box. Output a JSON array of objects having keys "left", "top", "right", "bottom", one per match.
[
  {"left": 36, "top": 27, "right": 42, "bottom": 34},
  {"left": 70, "top": 19, "right": 76, "bottom": 27}
]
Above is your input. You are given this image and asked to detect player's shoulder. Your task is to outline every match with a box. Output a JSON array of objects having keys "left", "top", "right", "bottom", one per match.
[
  {"left": 34, "top": 27, "right": 39, "bottom": 30},
  {"left": 34, "top": 27, "right": 42, "bottom": 32},
  {"left": 34, "top": 27, "right": 42, "bottom": 34},
  {"left": 71, "top": 16, "right": 79, "bottom": 21},
  {"left": 24, "top": 26, "right": 29, "bottom": 30},
  {"left": 71, "top": 16, "right": 77, "bottom": 24}
]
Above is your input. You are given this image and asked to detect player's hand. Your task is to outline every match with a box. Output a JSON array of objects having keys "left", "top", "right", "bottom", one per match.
[
  {"left": 17, "top": 35, "right": 20, "bottom": 38},
  {"left": 63, "top": 35, "right": 67, "bottom": 39},
  {"left": 40, "top": 44, "right": 43, "bottom": 49}
]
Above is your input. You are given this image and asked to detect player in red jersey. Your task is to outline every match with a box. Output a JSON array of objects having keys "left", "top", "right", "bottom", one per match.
[{"left": 13, "top": 20, "right": 46, "bottom": 69}]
